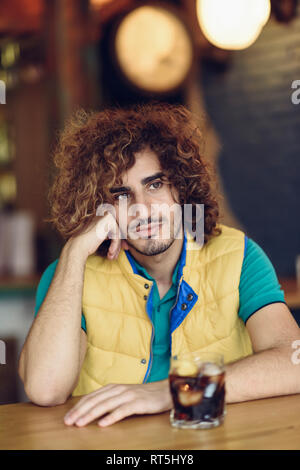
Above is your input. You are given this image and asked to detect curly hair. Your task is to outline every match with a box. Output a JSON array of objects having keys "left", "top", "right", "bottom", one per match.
[{"left": 47, "top": 101, "right": 221, "bottom": 255}]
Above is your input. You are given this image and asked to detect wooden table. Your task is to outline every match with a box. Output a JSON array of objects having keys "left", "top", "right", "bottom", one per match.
[{"left": 1, "top": 394, "right": 300, "bottom": 450}]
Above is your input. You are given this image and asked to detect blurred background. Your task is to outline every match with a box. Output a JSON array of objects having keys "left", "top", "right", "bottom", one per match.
[{"left": 0, "top": 0, "right": 300, "bottom": 404}]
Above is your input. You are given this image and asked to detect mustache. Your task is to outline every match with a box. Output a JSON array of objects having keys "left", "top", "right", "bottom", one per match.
[
  {"left": 136, "top": 218, "right": 162, "bottom": 228},
  {"left": 126, "top": 217, "right": 165, "bottom": 233}
]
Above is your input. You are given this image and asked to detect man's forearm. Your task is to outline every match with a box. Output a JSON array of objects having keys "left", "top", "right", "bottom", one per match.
[
  {"left": 151, "top": 347, "right": 300, "bottom": 411},
  {"left": 225, "top": 345, "right": 300, "bottom": 403},
  {"left": 20, "top": 240, "right": 87, "bottom": 404}
]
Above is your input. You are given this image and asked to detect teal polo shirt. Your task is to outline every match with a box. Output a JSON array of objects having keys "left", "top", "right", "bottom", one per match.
[{"left": 128, "top": 255, "right": 181, "bottom": 383}]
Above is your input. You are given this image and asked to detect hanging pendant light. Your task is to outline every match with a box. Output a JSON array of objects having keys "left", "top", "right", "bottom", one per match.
[{"left": 196, "top": 0, "right": 271, "bottom": 50}]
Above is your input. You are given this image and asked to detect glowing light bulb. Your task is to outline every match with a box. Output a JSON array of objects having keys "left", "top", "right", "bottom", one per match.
[{"left": 196, "top": 0, "right": 271, "bottom": 50}]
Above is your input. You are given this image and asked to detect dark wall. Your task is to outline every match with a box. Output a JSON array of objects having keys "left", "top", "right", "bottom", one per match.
[{"left": 201, "top": 8, "right": 300, "bottom": 277}]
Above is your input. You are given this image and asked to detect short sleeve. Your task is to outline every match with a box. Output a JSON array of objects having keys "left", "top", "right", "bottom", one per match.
[
  {"left": 238, "top": 237, "right": 286, "bottom": 324},
  {"left": 34, "top": 259, "right": 87, "bottom": 333}
]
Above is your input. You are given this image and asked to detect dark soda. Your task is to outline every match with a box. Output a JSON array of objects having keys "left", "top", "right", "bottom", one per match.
[{"left": 169, "top": 363, "right": 225, "bottom": 423}]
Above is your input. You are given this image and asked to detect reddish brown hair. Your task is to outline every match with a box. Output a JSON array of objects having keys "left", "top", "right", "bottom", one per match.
[{"left": 47, "top": 102, "right": 221, "bottom": 254}]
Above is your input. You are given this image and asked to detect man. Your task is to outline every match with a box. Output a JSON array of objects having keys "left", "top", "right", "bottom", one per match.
[{"left": 18, "top": 102, "right": 300, "bottom": 428}]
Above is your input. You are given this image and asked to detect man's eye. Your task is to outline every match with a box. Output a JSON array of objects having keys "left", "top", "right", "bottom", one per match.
[{"left": 149, "top": 181, "right": 163, "bottom": 190}]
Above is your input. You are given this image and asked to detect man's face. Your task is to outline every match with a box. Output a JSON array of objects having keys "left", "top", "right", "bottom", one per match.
[{"left": 110, "top": 147, "right": 183, "bottom": 256}]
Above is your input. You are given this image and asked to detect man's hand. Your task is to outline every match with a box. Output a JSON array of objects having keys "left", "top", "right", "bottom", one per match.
[
  {"left": 63, "top": 380, "right": 173, "bottom": 427},
  {"left": 68, "top": 212, "right": 129, "bottom": 262}
]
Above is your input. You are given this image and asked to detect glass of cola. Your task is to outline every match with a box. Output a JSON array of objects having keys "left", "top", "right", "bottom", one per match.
[{"left": 169, "top": 352, "right": 225, "bottom": 429}]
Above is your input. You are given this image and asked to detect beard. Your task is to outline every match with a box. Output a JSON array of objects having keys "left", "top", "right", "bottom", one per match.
[
  {"left": 125, "top": 217, "right": 183, "bottom": 256},
  {"left": 125, "top": 237, "right": 175, "bottom": 256}
]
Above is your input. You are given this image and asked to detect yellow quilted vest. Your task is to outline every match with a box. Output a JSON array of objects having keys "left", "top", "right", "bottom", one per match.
[{"left": 72, "top": 224, "right": 253, "bottom": 396}]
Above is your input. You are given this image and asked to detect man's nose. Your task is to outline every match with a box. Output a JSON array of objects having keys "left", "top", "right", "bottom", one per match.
[{"left": 132, "top": 192, "right": 157, "bottom": 219}]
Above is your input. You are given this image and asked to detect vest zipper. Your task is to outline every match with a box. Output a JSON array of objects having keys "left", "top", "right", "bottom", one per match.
[
  {"left": 143, "top": 284, "right": 155, "bottom": 383},
  {"left": 144, "top": 276, "right": 183, "bottom": 382},
  {"left": 143, "top": 318, "right": 155, "bottom": 383},
  {"left": 169, "top": 276, "right": 183, "bottom": 322},
  {"left": 169, "top": 276, "right": 183, "bottom": 355}
]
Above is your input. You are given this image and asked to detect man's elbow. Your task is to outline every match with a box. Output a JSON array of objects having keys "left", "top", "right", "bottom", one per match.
[
  {"left": 24, "top": 381, "right": 70, "bottom": 407},
  {"left": 18, "top": 348, "right": 26, "bottom": 383},
  {"left": 18, "top": 350, "right": 75, "bottom": 406}
]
